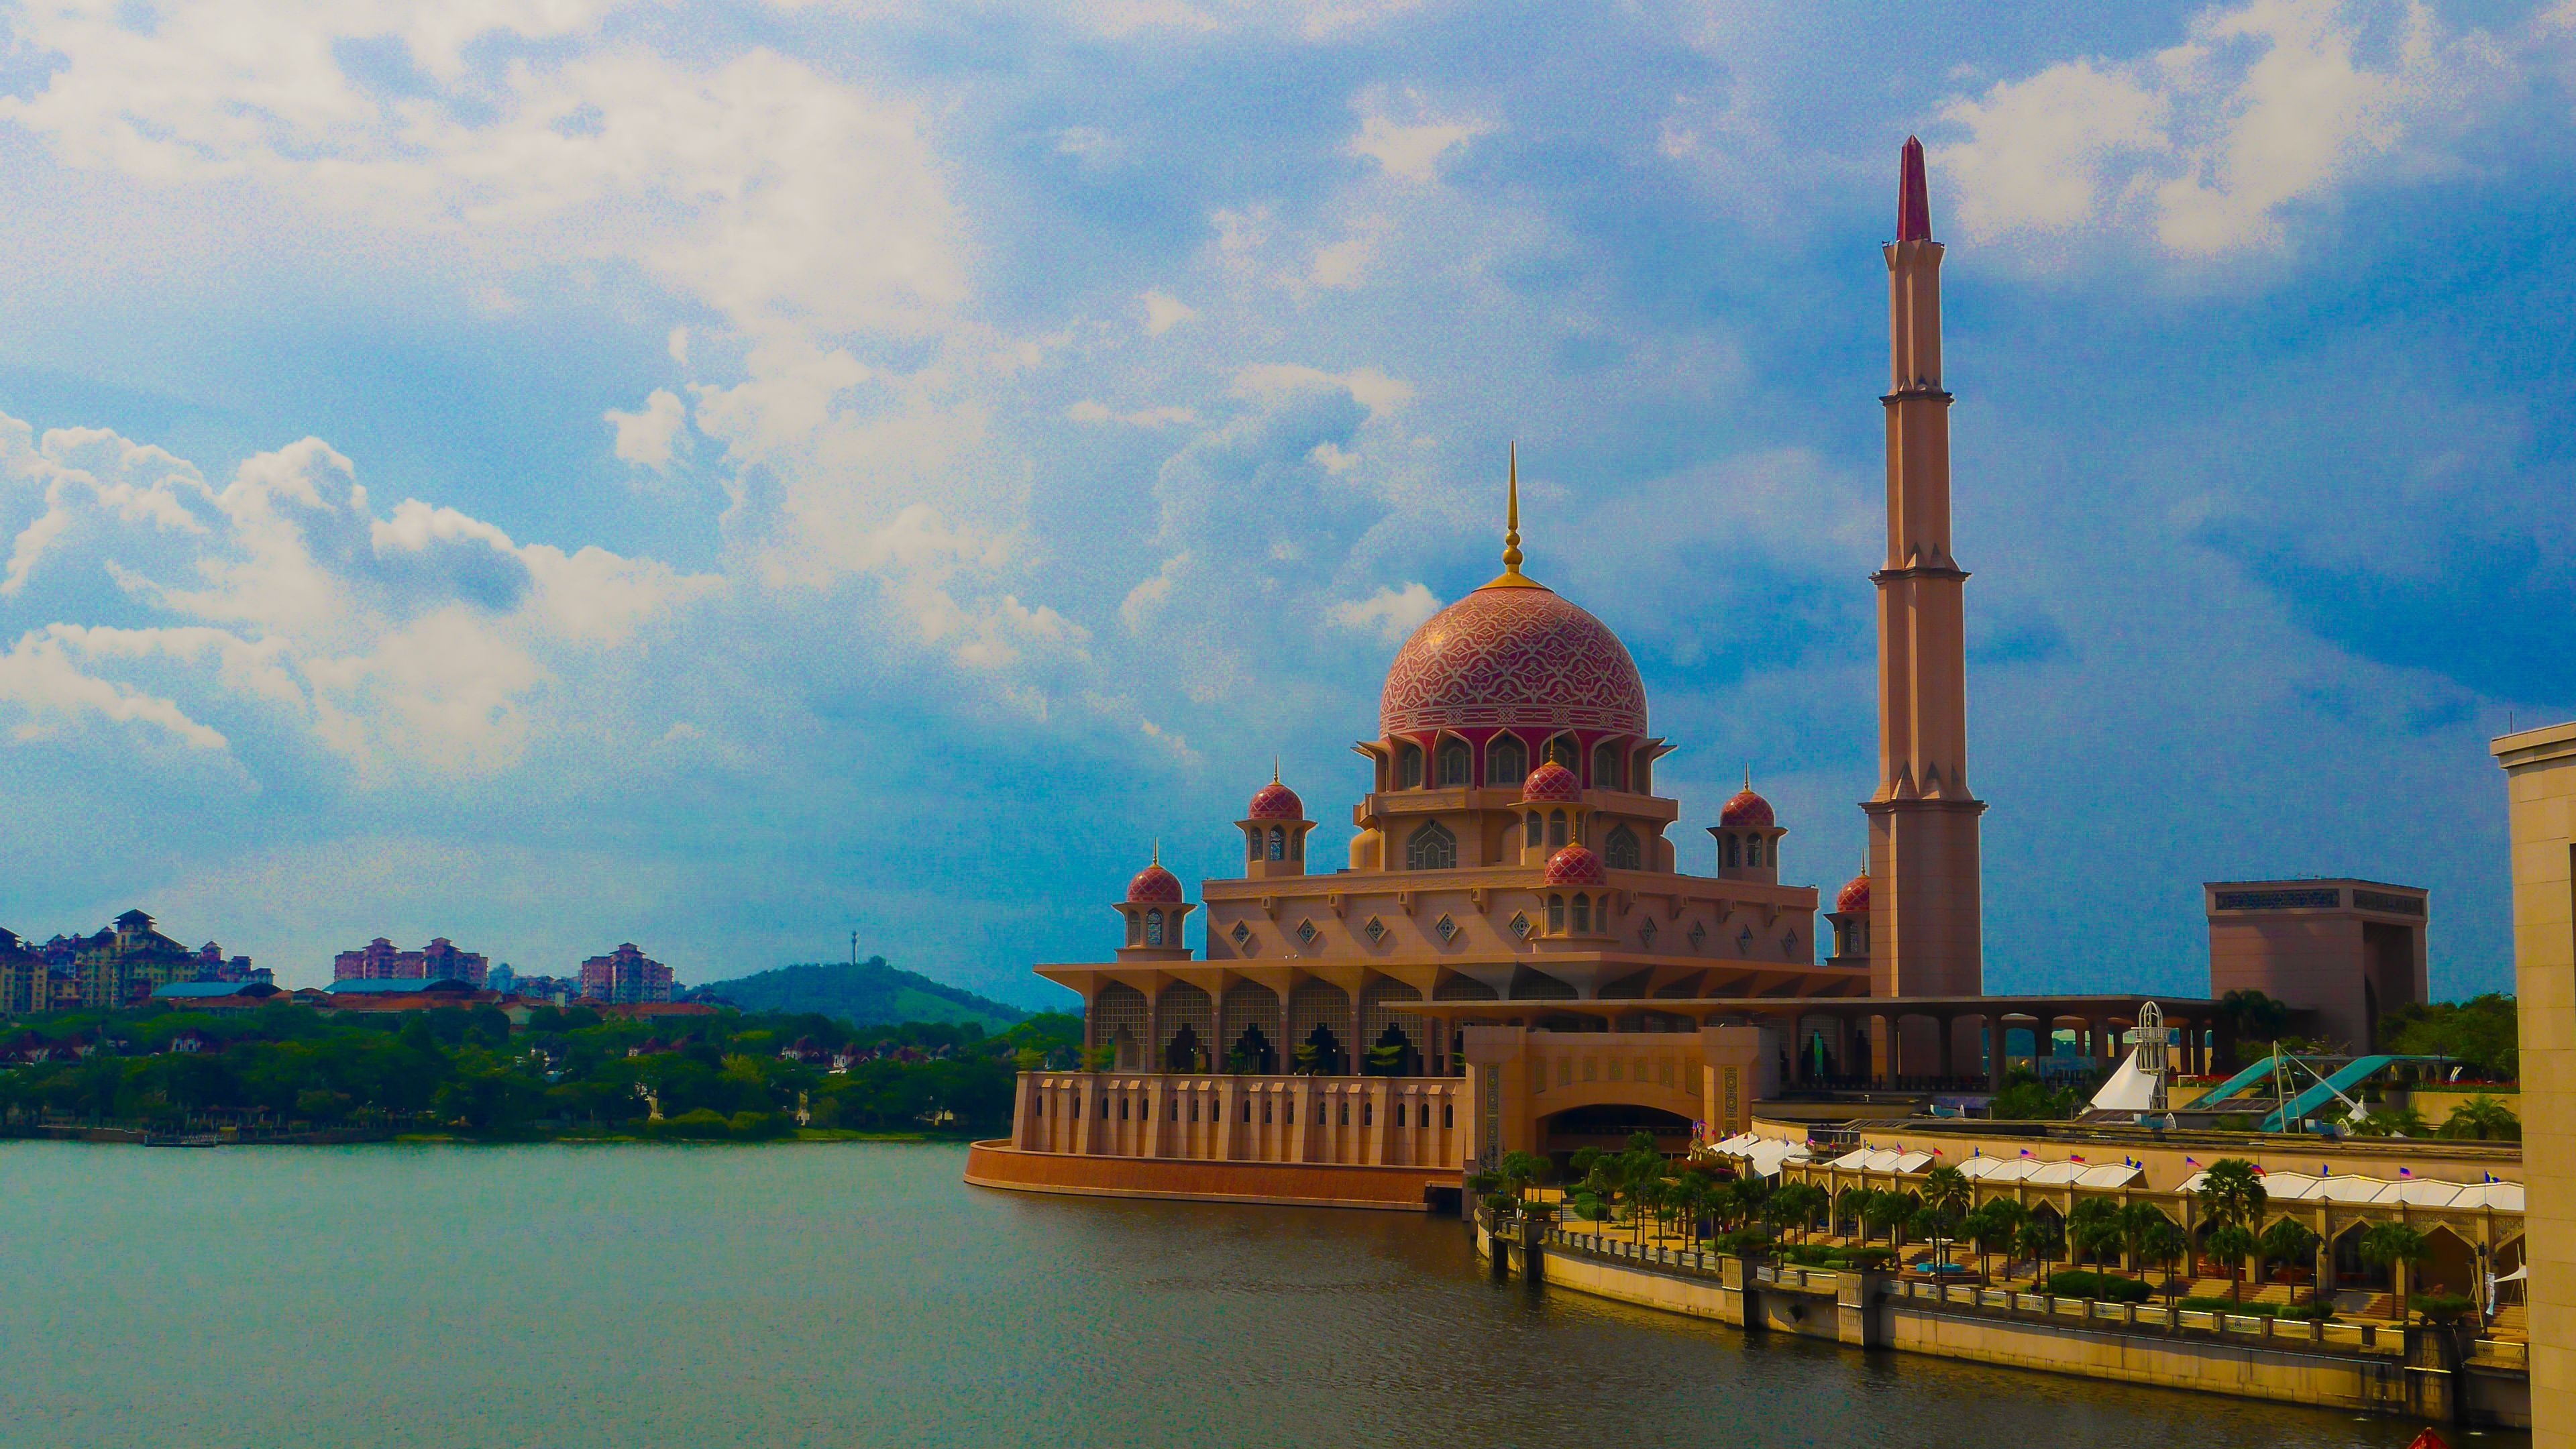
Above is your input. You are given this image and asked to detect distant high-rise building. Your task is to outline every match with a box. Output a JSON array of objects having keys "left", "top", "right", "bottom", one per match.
[
  {"left": 485, "top": 963, "right": 518, "bottom": 996},
  {"left": 332, "top": 937, "right": 488, "bottom": 986},
  {"left": 578, "top": 944, "right": 674, "bottom": 1004}
]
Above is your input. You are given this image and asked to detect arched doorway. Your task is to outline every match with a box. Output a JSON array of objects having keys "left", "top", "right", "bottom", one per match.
[
  {"left": 1163, "top": 1024, "right": 1205, "bottom": 1073},
  {"left": 1297, "top": 1022, "right": 1346, "bottom": 1075},
  {"left": 1366, "top": 1022, "right": 1420, "bottom": 1077},
  {"left": 1228, "top": 1024, "right": 1275, "bottom": 1075},
  {"left": 1538, "top": 1102, "right": 1694, "bottom": 1159}
]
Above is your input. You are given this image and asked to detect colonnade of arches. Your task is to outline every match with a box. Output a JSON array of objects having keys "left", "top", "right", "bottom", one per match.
[
  {"left": 1385, "top": 731, "right": 1643, "bottom": 796},
  {"left": 1089, "top": 977, "right": 1442, "bottom": 1077}
]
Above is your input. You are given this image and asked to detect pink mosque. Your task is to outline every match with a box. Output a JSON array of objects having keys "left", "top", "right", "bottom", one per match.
[{"left": 965, "top": 142, "right": 2312, "bottom": 1212}]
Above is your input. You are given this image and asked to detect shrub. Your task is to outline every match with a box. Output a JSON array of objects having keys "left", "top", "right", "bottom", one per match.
[
  {"left": 2412, "top": 1293, "right": 2477, "bottom": 1322},
  {"left": 2044, "top": 1271, "right": 2150, "bottom": 1303},
  {"left": 1481, "top": 1192, "right": 1513, "bottom": 1217},
  {"left": 2178, "top": 1295, "right": 2274, "bottom": 1315}
]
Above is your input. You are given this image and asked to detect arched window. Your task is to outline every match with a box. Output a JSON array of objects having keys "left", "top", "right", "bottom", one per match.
[
  {"left": 1723, "top": 834, "right": 1740, "bottom": 868},
  {"left": 1405, "top": 821, "right": 1457, "bottom": 871},
  {"left": 1547, "top": 894, "right": 1565, "bottom": 933},
  {"left": 1436, "top": 740, "right": 1470, "bottom": 787},
  {"left": 1548, "top": 810, "right": 1567, "bottom": 848},
  {"left": 1546, "top": 736, "right": 1577, "bottom": 770},
  {"left": 1245, "top": 826, "right": 1261, "bottom": 861},
  {"left": 1524, "top": 811, "right": 1541, "bottom": 849},
  {"left": 1593, "top": 742, "right": 1626, "bottom": 791},
  {"left": 1487, "top": 735, "right": 1527, "bottom": 786},
  {"left": 1605, "top": 824, "right": 1641, "bottom": 871},
  {"left": 1397, "top": 744, "right": 1424, "bottom": 789},
  {"left": 1144, "top": 910, "right": 1165, "bottom": 947},
  {"left": 1267, "top": 826, "right": 1285, "bottom": 861},
  {"left": 1572, "top": 894, "right": 1591, "bottom": 932},
  {"left": 1748, "top": 836, "right": 1764, "bottom": 867}
]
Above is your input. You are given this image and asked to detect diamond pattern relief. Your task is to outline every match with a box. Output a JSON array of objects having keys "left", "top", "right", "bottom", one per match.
[
  {"left": 1508, "top": 911, "right": 1533, "bottom": 940},
  {"left": 1296, "top": 919, "right": 1320, "bottom": 947},
  {"left": 1379, "top": 586, "right": 1648, "bottom": 737},
  {"left": 1638, "top": 916, "right": 1658, "bottom": 949},
  {"left": 1434, "top": 914, "right": 1458, "bottom": 943},
  {"left": 1687, "top": 920, "right": 1707, "bottom": 951},
  {"left": 1363, "top": 916, "right": 1387, "bottom": 945},
  {"left": 1230, "top": 920, "right": 1251, "bottom": 949}
]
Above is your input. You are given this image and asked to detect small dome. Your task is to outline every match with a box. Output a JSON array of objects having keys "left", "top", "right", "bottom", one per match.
[
  {"left": 1719, "top": 788, "right": 1774, "bottom": 830},
  {"left": 1836, "top": 871, "right": 1871, "bottom": 914},
  {"left": 1542, "top": 844, "right": 1608, "bottom": 887},
  {"left": 1247, "top": 778, "right": 1304, "bottom": 820},
  {"left": 1521, "top": 761, "right": 1580, "bottom": 804},
  {"left": 1126, "top": 858, "right": 1183, "bottom": 904}
]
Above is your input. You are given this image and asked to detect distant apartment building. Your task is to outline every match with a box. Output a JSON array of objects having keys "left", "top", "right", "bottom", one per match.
[
  {"left": 331, "top": 937, "right": 490, "bottom": 987},
  {"left": 578, "top": 944, "right": 674, "bottom": 1004},
  {"left": 1, "top": 911, "right": 232, "bottom": 1010},
  {"left": 192, "top": 943, "right": 270, "bottom": 985}
]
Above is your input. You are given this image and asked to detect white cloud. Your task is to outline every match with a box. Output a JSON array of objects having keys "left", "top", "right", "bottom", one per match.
[
  {"left": 1230, "top": 363, "right": 1415, "bottom": 417},
  {"left": 0, "top": 410, "right": 717, "bottom": 777},
  {"left": 606, "top": 388, "right": 689, "bottom": 470},
  {"left": 1935, "top": 0, "right": 2504, "bottom": 256},
  {"left": 1327, "top": 582, "right": 1441, "bottom": 643},
  {"left": 1142, "top": 289, "right": 1198, "bottom": 335},
  {"left": 1068, "top": 400, "right": 1198, "bottom": 427},
  {"left": 1346, "top": 91, "right": 1495, "bottom": 182}
]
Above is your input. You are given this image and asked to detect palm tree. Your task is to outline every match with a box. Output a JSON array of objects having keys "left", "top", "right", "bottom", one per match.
[
  {"left": 2196, "top": 1158, "right": 2265, "bottom": 1226},
  {"left": 2139, "top": 1217, "right": 2188, "bottom": 1311},
  {"left": 1834, "top": 1185, "right": 1870, "bottom": 1242},
  {"left": 1498, "top": 1150, "right": 1547, "bottom": 1208},
  {"left": 2438, "top": 1093, "right": 2520, "bottom": 1142},
  {"left": 2116, "top": 1201, "right": 2170, "bottom": 1281},
  {"left": 1910, "top": 1203, "right": 1957, "bottom": 1275},
  {"left": 2068, "top": 1198, "right": 2120, "bottom": 1277},
  {"left": 1862, "top": 1189, "right": 1910, "bottom": 1251},
  {"left": 2258, "top": 1217, "right": 2323, "bottom": 1303},
  {"left": 2015, "top": 1215, "right": 2063, "bottom": 1288},
  {"left": 1966, "top": 1199, "right": 2026, "bottom": 1283},
  {"left": 1919, "top": 1166, "right": 1971, "bottom": 1262},
  {"left": 1676, "top": 1173, "right": 1713, "bottom": 1249},
  {"left": 2207, "top": 1224, "right": 2258, "bottom": 1306},
  {"left": 2360, "top": 1222, "right": 2431, "bottom": 1320}
]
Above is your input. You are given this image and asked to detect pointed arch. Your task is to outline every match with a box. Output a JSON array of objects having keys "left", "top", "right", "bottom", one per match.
[
  {"left": 1487, "top": 734, "right": 1527, "bottom": 786},
  {"left": 1405, "top": 820, "right": 1457, "bottom": 870},
  {"left": 1605, "top": 823, "right": 1641, "bottom": 871}
]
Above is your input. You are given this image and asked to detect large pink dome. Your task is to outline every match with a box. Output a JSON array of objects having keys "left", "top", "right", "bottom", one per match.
[{"left": 1379, "top": 584, "right": 1647, "bottom": 739}]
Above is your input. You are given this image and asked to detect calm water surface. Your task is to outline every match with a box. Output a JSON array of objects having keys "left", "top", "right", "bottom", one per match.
[{"left": 0, "top": 1141, "right": 2522, "bottom": 1448}]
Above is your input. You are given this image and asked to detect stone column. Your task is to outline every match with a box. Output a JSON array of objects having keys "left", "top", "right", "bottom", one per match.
[{"left": 1987, "top": 1016, "right": 2009, "bottom": 1091}]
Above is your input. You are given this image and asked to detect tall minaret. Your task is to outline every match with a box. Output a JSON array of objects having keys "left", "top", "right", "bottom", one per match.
[{"left": 1865, "top": 136, "right": 1985, "bottom": 1015}]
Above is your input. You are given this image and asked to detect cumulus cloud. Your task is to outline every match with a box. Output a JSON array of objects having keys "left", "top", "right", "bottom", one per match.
[
  {"left": 1346, "top": 90, "right": 1496, "bottom": 182},
  {"left": 1141, "top": 290, "right": 1198, "bottom": 335},
  {"left": 606, "top": 389, "right": 688, "bottom": 470},
  {"left": 1935, "top": 0, "right": 2505, "bottom": 256},
  {"left": 1327, "top": 582, "right": 1441, "bottom": 642},
  {"left": 0, "top": 410, "right": 715, "bottom": 775}
]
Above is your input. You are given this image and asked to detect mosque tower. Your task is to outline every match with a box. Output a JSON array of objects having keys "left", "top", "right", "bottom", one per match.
[{"left": 1865, "top": 136, "right": 1985, "bottom": 1005}]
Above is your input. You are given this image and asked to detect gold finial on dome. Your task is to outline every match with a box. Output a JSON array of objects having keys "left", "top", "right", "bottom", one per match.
[{"left": 1485, "top": 442, "right": 1546, "bottom": 589}]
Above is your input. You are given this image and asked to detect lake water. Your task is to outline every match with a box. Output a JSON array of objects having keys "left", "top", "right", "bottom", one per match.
[{"left": 0, "top": 1141, "right": 2520, "bottom": 1448}]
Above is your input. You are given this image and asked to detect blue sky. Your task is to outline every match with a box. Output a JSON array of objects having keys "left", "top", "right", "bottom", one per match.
[{"left": 0, "top": 0, "right": 2566, "bottom": 1007}]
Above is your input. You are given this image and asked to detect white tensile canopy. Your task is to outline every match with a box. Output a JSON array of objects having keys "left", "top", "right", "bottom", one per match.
[{"left": 2086, "top": 1047, "right": 2159, "bottom": 1114}]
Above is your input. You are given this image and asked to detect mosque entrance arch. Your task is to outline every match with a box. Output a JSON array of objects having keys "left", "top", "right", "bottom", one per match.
[
  {"left": 1163, "top": 1024, "right": 1205, "bottom": 1073},
  {"left": 1228, "top": 1024, "right": 1276, "bottom": 1075},
  {"left": 1538, "top": 1103, "right": 1694, "bottom": 1157}
]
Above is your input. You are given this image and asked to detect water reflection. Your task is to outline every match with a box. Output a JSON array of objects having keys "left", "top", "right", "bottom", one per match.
[{"left": 0, "top": 1142, "right": 2516, "bottom": 1449}]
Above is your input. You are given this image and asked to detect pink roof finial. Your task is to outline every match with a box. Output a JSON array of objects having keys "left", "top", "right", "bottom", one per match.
[{"left": 1897, "top": 136, "right": 1932, "bottom": 243}]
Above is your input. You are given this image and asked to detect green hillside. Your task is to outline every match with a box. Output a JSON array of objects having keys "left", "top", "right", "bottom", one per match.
[{"left": 698, "top": 958, "right": 1028, "bottom": 1032}]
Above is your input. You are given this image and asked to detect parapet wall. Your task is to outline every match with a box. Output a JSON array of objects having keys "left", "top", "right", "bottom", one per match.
[{"left": 963, "top": 1140, "right": 1456, "bottom": 1212}]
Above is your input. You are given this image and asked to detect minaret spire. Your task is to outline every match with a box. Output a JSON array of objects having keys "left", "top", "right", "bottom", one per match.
[
  {"left": 1866, "top": 133, "right": 1985, "bottom": 1060},
  {"left": 1485, "top": 441, "right": 1545, "bottom": 589},
  {"left": 1896, "top": 135, "right": 1932, "bottom": 242}
]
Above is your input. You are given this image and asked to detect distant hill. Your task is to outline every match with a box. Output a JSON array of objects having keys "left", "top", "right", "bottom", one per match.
[{"left": 696, "top": 958, "right": 1029, "bottom": 1032}]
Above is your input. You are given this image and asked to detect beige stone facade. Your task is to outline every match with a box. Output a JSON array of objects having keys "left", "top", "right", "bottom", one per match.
[
  {"left": 2496, "top": 719, "right": 2576, "bottom": 1447},
  {"left": 2205, "top": 879, "right": 2429, "bottom": 1051}
]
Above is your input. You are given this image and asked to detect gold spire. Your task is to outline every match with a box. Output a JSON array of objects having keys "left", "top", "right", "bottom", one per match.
[
  {"left": 1273, "top": 756, "right": 1281, "bottom": 784},
  {"left": 1483, "top": 442, "right": 1546, "bottom": 589}
]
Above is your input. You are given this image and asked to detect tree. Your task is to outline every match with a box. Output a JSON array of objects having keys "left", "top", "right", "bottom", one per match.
[
  {"left": 1965, "top": 1199, "right": 2027, "bottom": 1283},
  {"left": 2219, "top": 989, "right": 2291, "bottom": 1058},
  {"left": 2194, "top": 1159, "right": 2267, "bottom": 1240},
  {"left": 2438, "top": 1093, "right": 2520, "bottom": 1142},
  {"left": 2379, "top": 993, "right": 2518, "bottom": 1081},
  {"left": 2116, "top": 1201, "right": 2171, "bottom": 1282},
  {"left": 2344, "top": 1102, "right": 2427, "bottom": 1138},
  {"left": 2068, "top": 1198, "right": 2122, "bottom": 1275},
  {"left": 1498, "top": 1150, "right": 1548, "bottom": 1207},
  {"left": 2014, "top": 1215, "right": 2063, "bottom": 1285},
  {"left": 2360, "top": 1222, "right": 2432, "bottom": 1319},
  {"left": 1909, "top": 1203, "right": 1957, "bottom": 1273},
  {"left": 2257, "top": 1217, "right": 2322, "bottom": 1302},
  {"left": 1863, "top": 1189, "right": 1916, "bottom": 1250},
  {"left": 2206, "top": 1224, "right": 2258, "bottom": 1305},
  {"left": 2137, "top": 1217, "right": 2188, "bottom": 1309},
  {"left": 1833, "top": 1185, "right": 1870, "bottom": 1240}
]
